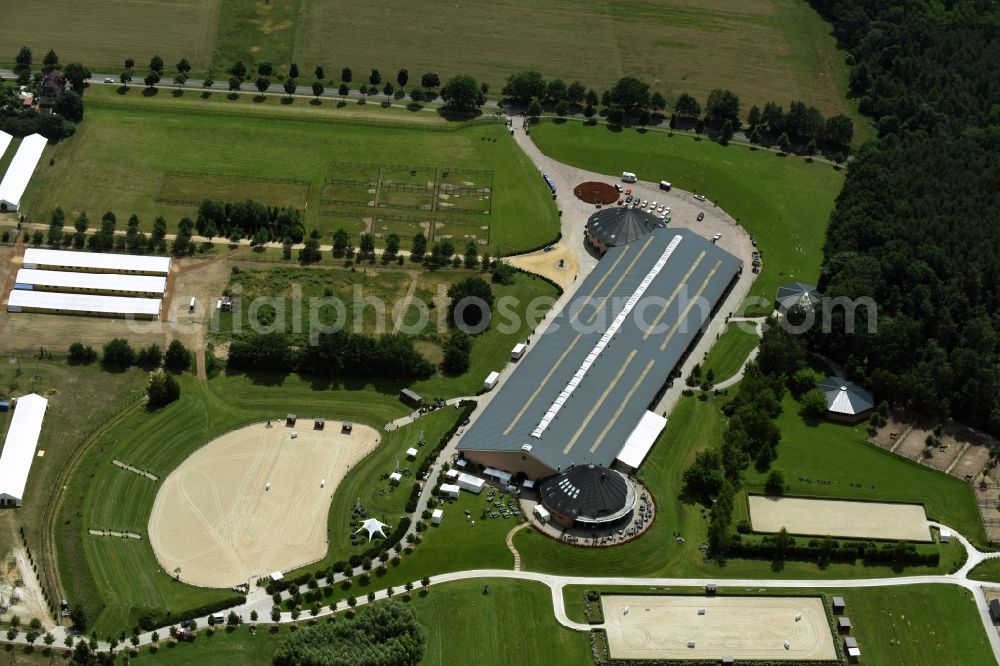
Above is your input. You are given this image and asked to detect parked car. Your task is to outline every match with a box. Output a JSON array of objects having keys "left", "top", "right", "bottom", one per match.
[
  {"left": 103, "top": 77, "right": 114, "bottom": 83},
  {"left": 625, "top": 195, "right": 633, "bottom": 203},
  {"left": 751, "top": 237, "right": 758, "bottom": 246},
  {"left": 618, "top": 198, "right": 624, "bottom": 205},
  {"left": 697, "top": 212, "right": 705, "bottom": 221},
  {"left": 625, "top": 187, "right": 632, "bottom": 195},
  {"left": 651, "top": 201, "right": 658, "bottom": 209},
  {"left": 615, "top": 184, "right": 624, "bottom": 193},
  {"left": 656, "top": 206, "right": 665, "bottom": 213},
  {"left": 694, "top": 194, "right": 706, "bottom": 201},
  {"left": 641, "top": 200, "right": 648, "bottom": 208}
]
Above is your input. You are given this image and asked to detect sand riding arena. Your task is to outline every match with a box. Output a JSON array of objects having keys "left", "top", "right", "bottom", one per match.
[
  {"left": 601, "top": 594, "right": 837, "bottom": 661},
  {"left": 148, "top": 420, "right": 379, "bottom": 587}
]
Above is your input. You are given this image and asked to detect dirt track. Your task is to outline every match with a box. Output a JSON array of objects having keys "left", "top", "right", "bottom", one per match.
[
  {"left": 602, "top": 594, "right": 836, "bottom": 661},
  {"left": 749, "top": 495, "right": 931, "bottom": 541},
  {"left": 148, "top": 421, "right": 379, "bottom": 587}
]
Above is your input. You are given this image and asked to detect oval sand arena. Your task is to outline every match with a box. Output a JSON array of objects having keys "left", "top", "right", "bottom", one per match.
[{"left": 149, "top": 421, "right": 379, "bottom": 587}]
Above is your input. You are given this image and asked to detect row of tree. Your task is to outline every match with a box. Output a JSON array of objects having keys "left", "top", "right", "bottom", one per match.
[
  {"left": 69, "top": 338, "right": 191, "bottom": 373},
  {"left": 810, "top": 0, "right": 1000, "bottom": 436},
  {"left": 47, "top": 208, "right": 170, "bottom": 256},
  {"left": 195, "top": 198, "right": 306, "bottom": 244}
]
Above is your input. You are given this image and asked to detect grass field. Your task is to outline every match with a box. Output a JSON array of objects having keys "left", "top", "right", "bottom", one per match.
[
  {"left": 702, "top": 323, "right": 759, "bottom": 383},
  {"left": 742, "top": 392, "right": 986, "bottom": 546},
  {"left": 968, "top": 559, "right": 1000, "bottom": 583},
  {"left": 562, "top": 584, "right": 993, "bottom": 665},
  {"left": 2, "top": 0, "right": 220, "bottom": 71},
  {"left": 156, "top": 173, "right": 311, "bottom": 208},
  {"left": 216, "top": 264, "right": 558, "bottom": 397},
  {"left": 123, "top": 580, "right": 588, "bottom": 665},
  {"left": 513, "top": 393, "right": 970, "bottom": 578},
  {"left": 26, "top": 88, "right": 557, "bottom": 255},
  {"left": 530, "top": 120, "right": 845, "bottom": 308}
]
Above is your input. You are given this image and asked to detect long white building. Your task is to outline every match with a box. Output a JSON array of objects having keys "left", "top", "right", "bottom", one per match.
[
  {"left": 7, "top": 290, "right": 162, "bottom": 319},
  {"left": 15, "top": 268, "right": 167, "bottom": 298},
  {"left": 22, "top": 248, "right": 171, "bottom": 276},
  {"left": 0, "top": 134, "right": 47, "bottom": 212},
  {"left": 0, "top": 394, "right": 49, "bottom": 507}
]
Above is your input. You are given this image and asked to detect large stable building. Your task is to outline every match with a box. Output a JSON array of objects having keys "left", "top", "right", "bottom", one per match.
[
  {"left": 458, "top": 227, "right": 740, "bottom": 482},
  {"left": 0, "top": 394, "right": 49, "bottom": 507}
]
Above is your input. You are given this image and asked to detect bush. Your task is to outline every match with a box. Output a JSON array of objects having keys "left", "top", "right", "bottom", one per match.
[
  {"left": 147, "top": 371, "right": 181, "bottom": 408},
  {"left": 101, "top": 338, "right": 135, "bottom": 371},
  {"left": 164, "top": 340, "right": 192, "bottom": 373},
  {"left": 67, "top": 342, "right": 97, "bottom": 365},
  {"left": 764, "top": 469, "right": 785, "bottom": 496}
]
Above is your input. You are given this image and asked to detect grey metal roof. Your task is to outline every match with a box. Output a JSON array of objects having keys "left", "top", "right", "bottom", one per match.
[
  {"left": 540, "top": 465, "right": 632, "bottom": 522},
  {"left": 459, "top": 227, "right": 741, "bottom": 473},
  {"left": 585, "top": 206, "right": 664, "bottom": 247},
  {"left": 818, "top": 376, "right": 874, "bottom": 415},
  {"left": 775, "top": 281, "right": 821, "bottom": 312}
]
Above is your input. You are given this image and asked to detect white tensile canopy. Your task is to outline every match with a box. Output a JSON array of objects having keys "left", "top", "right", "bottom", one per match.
[
  {"left": 353, "top": 518, "right": 389, "bottom": 542},
  {"left": 818, "top": 376, "right": 874, "bottom": 416}
]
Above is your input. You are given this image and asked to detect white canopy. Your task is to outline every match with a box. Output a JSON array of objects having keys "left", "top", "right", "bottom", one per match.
[
  {"left": 269, "top": 571, "right": 284, "bottom": 582},
  {"left": 0, "top": 394, "right": 48, "bottom": 505},
  {"left": 616, "top": 410, "right": 668, "bottom": 471},
  {"left": 0, "top": 134, "right": 47, "bottom": 211},
  {"left": 353, "top": 518, "right": 389, "bottom": 542}
]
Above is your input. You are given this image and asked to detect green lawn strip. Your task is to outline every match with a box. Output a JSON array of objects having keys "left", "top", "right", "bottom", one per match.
[
  {"left": 128, "top": 579, "right": 588, "bottom": 666},
  {"left": 968, "top": 558, "right": 1000, "bottom": 583},
  {"left": 530, "top": 120, "right": 844, "bottom": 309},
  {"left": 29, "top": 100, "right": 557, "bottom": 255},
  {"left": 561, "top": 583, "right": 992, "bottom": 665},
  {"left": 68, "top": 372, "right": 408, "bottom": 635},
  {"left": 513, "top": 394, "right": 965, "bottom": 578},
  {"left": 742, "top": 392, "right": 986, "bottom": 547},
  {"left": 701, "top": 323, "right": 759, "bottom": 383}
]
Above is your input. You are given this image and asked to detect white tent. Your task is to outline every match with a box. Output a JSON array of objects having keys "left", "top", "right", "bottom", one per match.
[
  {"left": 0, "top": 134, "right": 47, "bottom": 211},
  {"left": 484, "top": 467, "right": 512, "bottom": 484},
  {"left": 0, "top": 394, "right": 49, "bottom": 506},
  {"left": 457, "top": 473, "right": 485, "bottom": 494},
  {"left": 353, "top": 518, "right": 389, "bottom": 542},
  {"left": 431, "top": 509, "right": 443, "bottom": 525},
  {"left": 615, "top": 411, "right": 668, "bottom": 472},
  {"left": 405, "top": 447, "right": 418, "bottom": 459},
  {"left": 440, "top": 483, "right": 460, "bottom": 498}
]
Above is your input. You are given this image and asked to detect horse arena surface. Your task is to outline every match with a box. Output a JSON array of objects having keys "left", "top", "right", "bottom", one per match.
[
  {"left": 148, "top": 421, "right": 379, "bottom": 587},
  {"left": 748, "top": 495, "right": 932, "bottom": 542},
  {"left": 601, "top": 595, "right": 837, "bottom": 661}
]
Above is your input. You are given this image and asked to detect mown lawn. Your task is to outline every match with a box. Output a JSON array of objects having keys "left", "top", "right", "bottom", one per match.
[
  {"left": 561, "top": 583, "right": 993, "bottom": 666},
  {"left": 28, "top": 90, "right": 558, "bottom": 255},
  {"left": 701, "top": 323, "right": 759, "bottom": 383},
  {"left": 530, "top": 120, "right": 845, "bottom": 309},
  {"left": 513, "top": 393, "right": 971, "bottom": 578},
  {"left": 742, "top": 392, "right": 987, "bottom": 546},
  {"left": 968, "top": 558, "right": 1000, "bottom": 583}
]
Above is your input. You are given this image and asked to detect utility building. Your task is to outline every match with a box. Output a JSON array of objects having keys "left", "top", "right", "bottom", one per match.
[{"left": 0, "top": 394, "right": 49, "bottom": 507}]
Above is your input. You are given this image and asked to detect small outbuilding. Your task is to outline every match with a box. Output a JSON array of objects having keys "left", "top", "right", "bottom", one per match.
[
  {"left": 342, "top": 421, "right": 353, "bottom": 434},
  {"left": 775, "top": 281, "right": 821, "bottom": 314},
  {"left": 818, "top": 377, "right": 874, "bottom": 422},
  {"left": 990, "top": 599, "right": 1000, "bottom": 623},
  {"left": 400, "top": 388, "right": 423, "bottom": 408},
  {"left": 314, "top": 418, "right": 325, "bottom": 430},
  {"left": 440, "top": 483, "right": 460, "bottom": 499},
  {"left": 286, "top": 414, "right": 297, "bottom": 427},
  {"left": 939, "top": 528, "right": 952, "bottom": 543},
  {"left": 844, "top": 637, "right": 861, "bottom": 663},
  {"left": 457, "top": 473, "right": 485, "bottom": 494},
  {"left": 705, "top": 584, "right": 717, "bottom": 596},
  {"left": 533, "top": 504, "right": 551, "bottom": 523},
  {"left": 832, "top": 596, "right": 846, "bottom": 614},
  {"left": 431, "top": 509, "right": 443, "bottom": 525},
  {"left": 269, "top": 571, "right": 284, "bottom": 583},
  {"left": 406, "top": 447, "right": 418, "bottom": 460},
  {"left": 837, "top": 616, "right": 852, "bottom": 634},
  {"left": 389, "top": 472, "right": 403, "bottom": 484}
]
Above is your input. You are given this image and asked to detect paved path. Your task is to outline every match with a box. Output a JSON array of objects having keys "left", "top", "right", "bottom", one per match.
[{"left": 505, "top": 523, "right": 530, "bottom": 572}]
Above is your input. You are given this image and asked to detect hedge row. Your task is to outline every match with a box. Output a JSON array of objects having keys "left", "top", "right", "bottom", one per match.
[
  {"left": 728, "top": 537, "right": 939, "bottom": 567},
  {"left": 135, "top": 594, "right": 245, "bottom": 632}
]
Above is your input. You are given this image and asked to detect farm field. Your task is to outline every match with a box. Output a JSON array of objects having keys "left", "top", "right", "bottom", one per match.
[
  {"left": 218, "top": 264, "right": 558, "bottom": 396},
  {"left": 530, "top": 119, "right": 845, "bottom": 308},
  {"left": 742, "top": 392, "right": 987, "bottom": 547},
  {"left": 513, "top": 394, "right": 964, "bottom": 580},
  {"left": 702, "top": 322, "right": 759, "bottom": 383},
  {"left": 1, "top": 0, "right": 220, "bottom": 71},
  {"left": 26, "top": 91, "right": 557, "bottom": 255},
  {"left": 564, "top": 584, "right": 993, "bottom": 665}
]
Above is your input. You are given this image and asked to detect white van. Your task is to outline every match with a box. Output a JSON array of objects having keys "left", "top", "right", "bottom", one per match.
[
  {"left": 188, "top": 297, "right": 196, "bottom": 313},
  {"left": 621, "top": 171, "right": 637, "bottom": 183},
  {"left": 659, "top": 180, "right": 672, "bottom": 191}
]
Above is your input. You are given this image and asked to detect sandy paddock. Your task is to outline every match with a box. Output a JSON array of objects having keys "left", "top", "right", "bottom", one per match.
[
  {"left": 507, "top": 241, "right": 580, "bottom": 290},
  {"left": 749, "top": 495, "right": 931, "bottom": 541},
  {"left": 602, "top": 594, "right": 836, "bottom": 661},
  {"left": 148, "top": 421, "right": 379, "bottom": 587}
]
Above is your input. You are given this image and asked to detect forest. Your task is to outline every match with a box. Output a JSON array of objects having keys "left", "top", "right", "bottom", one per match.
[{"left": 809, "top": 0, "right": 1000, "bottom": 435}]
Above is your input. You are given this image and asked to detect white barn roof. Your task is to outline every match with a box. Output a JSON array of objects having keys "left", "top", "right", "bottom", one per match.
[
  {"left": 7, "top": 290, "right": 161, "bottom": 317},
  {"left": 0, "top": 134, "right": 47, "bottom": 211},
  {"left": 0, "top": 131, "right": 13, "bottom": 162},
  {"left": 22, "top": 248, "right": 171, "bottom": 275},
  {"left": 616, "top": 410, "right": 667, "bottom": 470},
  {"left": 0, "top": 394, "right": 48, "bottom": 504},
  {"left": 15, "top": 269, "right": 166, "bottom": 295}
]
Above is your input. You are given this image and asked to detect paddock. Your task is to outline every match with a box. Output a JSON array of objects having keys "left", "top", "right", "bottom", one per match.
[
  {"left": 748, "top": 495, "right": 932, "bottom": 541},
  {"left": 148, "top": 420, "right": 379, "bottom": 587},
  {"left": 601, "top": 594, "right": 837, "bottom": 661}
]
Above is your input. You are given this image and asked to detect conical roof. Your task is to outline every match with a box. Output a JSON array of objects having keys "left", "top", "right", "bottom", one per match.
[
  {"left": 540, "top": 464, "right": 636, "bottom": 524},
  {"left": 776, "top": 282, "right": 821, "bottom": 312},
  {"left": 586, "top": 206, "right": 664, "bottom": 247},
  {"left": 817, "top": 376, "right": 874, "bottom": 416}
]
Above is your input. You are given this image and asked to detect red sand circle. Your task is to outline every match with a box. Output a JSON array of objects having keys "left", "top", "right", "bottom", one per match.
[{"left": 573, "top": 181, "right": 618, "bottom": 205}]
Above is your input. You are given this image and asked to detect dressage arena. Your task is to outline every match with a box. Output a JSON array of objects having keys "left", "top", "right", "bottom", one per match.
[
  {"left": 748, "top": 495, "right": 932, "bottom": 541},
  {"left": 601, "top": 595, "right": 837, "bottom": 661},
  {"left": 148, "top": 421, "right": 379, "bottom": 587}
]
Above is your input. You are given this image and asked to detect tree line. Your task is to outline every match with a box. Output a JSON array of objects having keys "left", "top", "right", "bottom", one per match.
[{"left": 808, "top": 0, "right": 1000, "bottom": 436}]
